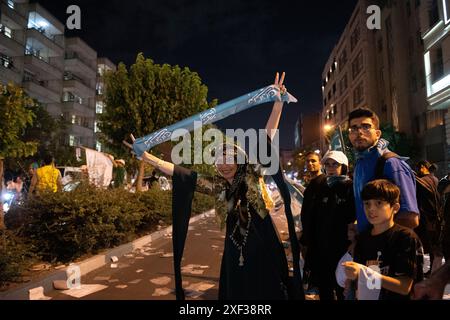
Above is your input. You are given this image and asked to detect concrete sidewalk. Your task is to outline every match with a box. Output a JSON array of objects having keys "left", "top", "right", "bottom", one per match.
[{"left": 0, "top": 210, "right": 215, "bottom": 300}]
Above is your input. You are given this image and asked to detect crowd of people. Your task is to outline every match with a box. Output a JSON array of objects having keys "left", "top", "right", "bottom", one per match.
[
  {"left": 2, "top": 72, "right": 449, "bottom": 300},
  {"left": 300, "top": 108, "right": 450, "bottom": 300},
  {"left": 122, "top": 73, "right": 449, "bottom": 300}
]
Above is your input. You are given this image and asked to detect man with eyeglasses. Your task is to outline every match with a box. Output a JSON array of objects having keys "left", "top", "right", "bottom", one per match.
[{"left": 348, "top": 108, "right": 419, "bottom": 233}]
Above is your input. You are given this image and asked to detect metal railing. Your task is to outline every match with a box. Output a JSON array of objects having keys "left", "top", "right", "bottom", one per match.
[
  {"left": 27, "top": 27, "right": 64, "bottom": 48},
  {"left": 65, "top": 52, "right": 96, "bottom": 72},
  {"left": 25, "top": 47, "right": 50, "bottom": 63}
]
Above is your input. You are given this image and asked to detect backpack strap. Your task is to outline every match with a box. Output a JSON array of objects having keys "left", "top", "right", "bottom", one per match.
[{"left": 374, "top": 152, "right": 399, "bottom": 180}]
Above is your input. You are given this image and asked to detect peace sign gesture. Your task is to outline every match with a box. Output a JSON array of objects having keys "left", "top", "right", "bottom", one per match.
[{"left": 274, "top": 72, "right": 287, "bottom": 95}]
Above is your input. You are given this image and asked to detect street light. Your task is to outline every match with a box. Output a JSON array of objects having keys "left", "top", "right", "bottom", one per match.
[{"left": 324, "top": 124, "right": 333, "bottom": 133}]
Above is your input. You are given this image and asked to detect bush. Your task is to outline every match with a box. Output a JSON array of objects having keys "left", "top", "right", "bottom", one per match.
[
  {"left": 5, "top": 184, "right": 214, "bottom": 263},
  {"left": 0, "top": 230, "right": 36, "bottom": 288}
]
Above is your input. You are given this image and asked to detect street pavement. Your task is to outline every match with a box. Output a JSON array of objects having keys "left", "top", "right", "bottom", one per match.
[
  {"left": 43, "top": 198, "right": 449, "bottom": 300},
  {"left": 47, "top": 215, "right": 225, "bottom": 300},
  {"left": 46, "top": 203, "right": 291, "bottom": 300}
]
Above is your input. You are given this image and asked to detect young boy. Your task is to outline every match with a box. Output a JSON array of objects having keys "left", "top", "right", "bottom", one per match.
[{"left": 343, "top": 179, "right": 424, "bottom": 300}]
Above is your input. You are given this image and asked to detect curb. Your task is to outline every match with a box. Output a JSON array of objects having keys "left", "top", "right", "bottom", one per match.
[{"left": 0, "top": 209, "right": 215, "bottom": 300}]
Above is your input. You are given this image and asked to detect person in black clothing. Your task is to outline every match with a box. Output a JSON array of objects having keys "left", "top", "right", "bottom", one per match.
[
  {"left": 124, "top": 72, "right": 304, "bottom": 300},
  {"left": 299, "top": 151, "right": 326, "bottom": 293},
  {"left": 414, "top": 160, "right": 443, "bottom": 275},
  {"left": 306, "top": 150, "right": 355, "bottom": 300},
  {"left": 144, "top": 170, "right": 159, "bottom": 189},
  {"left": 438, "top": 174, "right": 450, "bottom": 260},
  {"left": 343, "top": 180, "right": 424, "bottom": 300}
]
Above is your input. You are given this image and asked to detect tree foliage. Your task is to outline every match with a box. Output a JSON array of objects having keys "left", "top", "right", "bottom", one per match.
[
  {"left": 0, "top": 83, "right": 38, "bottom": 160},
  {"left": 0, "top": 83, "right": 38, "bottom": 227},
  {"left": 99, "top": 53, "right": 217, "bottom": 159},
  {"left": 98, "top": 53, "right": 217, "bottom": 189}
]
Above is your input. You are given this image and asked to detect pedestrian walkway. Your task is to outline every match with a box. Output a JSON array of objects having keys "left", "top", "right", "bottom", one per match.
[{"left": 47, "top": 216, "right": 224, "bottom": 300}]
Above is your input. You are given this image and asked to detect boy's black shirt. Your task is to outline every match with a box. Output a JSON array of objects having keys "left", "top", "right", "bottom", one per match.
[{"left": 354, "top": 224, "right": 424, "bottom": 300}]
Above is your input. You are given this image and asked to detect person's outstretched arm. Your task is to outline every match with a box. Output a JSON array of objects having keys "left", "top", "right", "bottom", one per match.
[
  {"left": 413, "top": 261, "right": 450, "bottom": 300},
  {"left": 265, "top": 72, "right": 287, "bottom": 140},
  {"left": 28, "top": 172, "right": 37, "bottom": 195},
  {"left": 124, "top": 135, "right": 175, "bottom": 176}
]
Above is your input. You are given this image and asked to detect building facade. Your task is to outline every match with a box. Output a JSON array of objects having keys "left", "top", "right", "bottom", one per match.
[
  {"left": 95, "top": 57, "right": 116, "bottom": 152},
  {"left": 420, "top": 0, "right": 450, "bottom": 174},
  {"left": 321, "top": 0, "right": 446, "bottom": 172},
  {"left": 0, "top": 0, "right": 116, "bottom": 151},
  {"left": 295, "top": 112, "right": 321, "bottom": 151}
]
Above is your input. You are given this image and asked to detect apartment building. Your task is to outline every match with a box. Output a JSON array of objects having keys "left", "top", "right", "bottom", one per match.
[
  {"left": 321, "top": 0, "right": 380, "bottom": 151},
  {"left": 95, "top": 57, "right": 116, "bottom": 152},
  {"left": 63, "top": 37, "right": 97, "bottom": 148},
  {"left": 1, "top": 0, "right": 116, "bottom": 151},
  {"left": 420, "top": 0, "right": 450, "bottom": 173},
  {"left": 321, "top": 0, "right": 442, "bottom": 169},
  {"left": 0, "top": 0, "right": 27, "bottom": 85},
  {"left": 295, "top": 112, "right": 321, "bottom": 151},
  {"left": 24, "top": 2, "right": 64, "bottom": 116}
]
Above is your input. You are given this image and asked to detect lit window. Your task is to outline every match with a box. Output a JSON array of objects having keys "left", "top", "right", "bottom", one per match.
[
  {"left": 69, "top": 135, "right": 75, "bottom": 146},
  {"left": 96, "top": 83, "right": 103, "bottom": 95},
  {"left": 7, "top": 0, "right": 14, "bottom": 9},
  {"left": 96, "top": 102, "right": 103, "bottom": 114},
  {"left": 71, "top": 115, "right": 76, "bottom": 124},
  {"left": 1, "top": 25, "right": 12, "bottom": 38},
  {"left": 96, "top": 141, "right": 102, "bottom": 152},
  {"left": 94, "top": 121, "right": 100, "bottom": 133}
]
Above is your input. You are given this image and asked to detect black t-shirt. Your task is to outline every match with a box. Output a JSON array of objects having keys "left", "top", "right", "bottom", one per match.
[{"left": 354, "top": 224, "right": 424, "bottom": 300}]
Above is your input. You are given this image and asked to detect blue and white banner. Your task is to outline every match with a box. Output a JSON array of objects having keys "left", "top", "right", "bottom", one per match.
[{"left": 132, "top": 85, "right": 298, "bottom": 157}]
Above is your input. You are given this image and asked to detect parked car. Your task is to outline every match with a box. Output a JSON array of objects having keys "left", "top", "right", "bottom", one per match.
[{"left": 57, "top": 167, "right": 83, "bottom": 192}]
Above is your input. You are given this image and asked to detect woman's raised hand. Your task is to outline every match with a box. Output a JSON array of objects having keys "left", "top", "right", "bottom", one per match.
[{"left": 274, "top": 72, "right": 286, "bottom": 95}]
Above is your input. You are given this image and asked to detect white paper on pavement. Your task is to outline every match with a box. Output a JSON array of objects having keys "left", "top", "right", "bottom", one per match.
[
  {"left": 186, "top": 282, "right": 215, "bottom": 292},
  {"left": 61, "top": 284, "right": 108, "bottom": 298},
  {"left": 85, "top": 148, "right": 113, "bottom": 188},
  {"left": 152, "top": 287, "right": 173, "bottom": 297},
  {"left": 29, "top": 287, "right": 52, "bottom": 300},
  {"left": 150, "top": 276, "right": 172, "bottom": 286}
]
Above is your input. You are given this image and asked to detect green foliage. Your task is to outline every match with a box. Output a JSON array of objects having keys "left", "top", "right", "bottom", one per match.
[
  {"left": 5, "top": 185, "right": 214, "bottom": 263},
  {"left": 0, "top": 83, "right": 38, "bottom": 159},
  {"left": 5, "top": 106, "right": 79, "bottom": 173},
  {"left": 0, "top": 230, "right": 37, "bottom": 287}
]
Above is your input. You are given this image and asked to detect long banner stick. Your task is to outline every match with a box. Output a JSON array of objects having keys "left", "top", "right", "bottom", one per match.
[{"left": 132, "top": 84, "right": 298, "bottom": 157}]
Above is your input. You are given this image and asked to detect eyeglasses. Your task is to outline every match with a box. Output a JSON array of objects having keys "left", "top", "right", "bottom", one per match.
[
  {"left": 324, "top": 162, "right": 341, "bottom": 168},
  {"left": 348, "top": 124, "right": 374, "bottom": 134}
]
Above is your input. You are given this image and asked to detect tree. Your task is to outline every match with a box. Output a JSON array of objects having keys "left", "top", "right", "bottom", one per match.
[
  {"left": 27, "top": 111, "right": 79, "bottom": 167},
  {"left": 0, "top": 83, "right": 38, "bottom": 229},
  {"left": 99, "top": 53, "right": 217, "bottom": 190}
]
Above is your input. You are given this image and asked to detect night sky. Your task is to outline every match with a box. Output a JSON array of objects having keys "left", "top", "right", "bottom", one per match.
[{"left": 34, "top": 0, "right": 358, "bottom": 148}]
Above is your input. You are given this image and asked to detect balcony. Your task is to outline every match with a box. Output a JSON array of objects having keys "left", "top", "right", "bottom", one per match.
[
  {"left": 67, "top": 124, "right": 95, "bottom": 138},
  {"left": 0, "top": 31, "right": 24, "bottom": 55},
  {"left": 62, "top": 100, "right": 93, "bottom": 115},
  {"left": 0, "top": 63, "right": 21, "bottom": 84},
  {"left": 22, "top": 79, "right": 60, "bottom": 103},
  {"left": 64, "top": 78, "right": 95, "bottom": 98},
  {"left": 65, "top": 53, "right": 97, "bottom": 79},
  {"left": 1, "top": 1, "right": 28, "bottom": 28},
  {"left": 24, "top": 54, "right": 62, "bottom": 80},
  {"left": 26, "top": 28, "right": 64, "bottom": 56}
]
